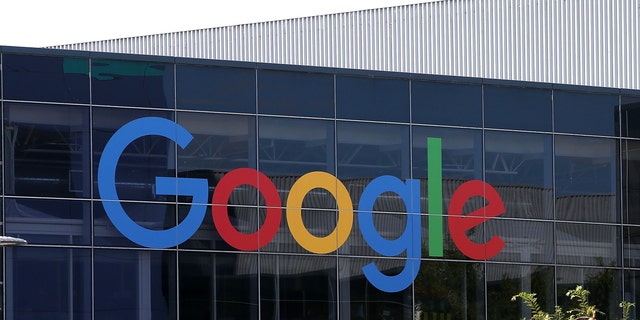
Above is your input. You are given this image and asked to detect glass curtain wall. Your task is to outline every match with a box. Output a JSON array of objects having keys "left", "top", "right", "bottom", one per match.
[{"left": 0, "top": 48, "right": 637, "bottom": 320}]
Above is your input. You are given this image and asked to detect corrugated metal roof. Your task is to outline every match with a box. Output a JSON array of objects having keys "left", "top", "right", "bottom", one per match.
[{"left": 49, "top": 0, "right": 640, "bottom": 90}]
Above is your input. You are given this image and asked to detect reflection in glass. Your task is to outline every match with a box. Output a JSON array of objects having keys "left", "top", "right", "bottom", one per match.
[
  {"left": 259, "top": 117, "right": 334, "bottom": 175},
  {"left": 555, "top": 136, "right": 618, "bottom": 222},
  {"left": 258, "top": 69, "right": 334, "bottom": 117},
  {"left": 5, "top": 198, "right": 91, "bottom": 245},
  {"left": 413, "top": 126, "right": 482, "bottom": 181},
  {"left": 623, "top": 140, "right": 640, "bottom": 224},
  {"left": 337, "top": 75, "right": 410, "bottom": 122},
  {"left": 337, "top": 121, "right": 410, "bottom": 179},
  {"left": 8, "top": 247, "right": 91, "bottom": 320},
  {"left": 486, "top": 264, "right": 553, "bottom": 320},
  {"left": 94, "top": 201, "right": 176, "bottom": 247},
  {"left": 415, "top": 260, "right": 485, "bottom": 320},
  {"left": 624, "top": 270, "right": 640, "bottom": 320},
  {"left": 484, "top": 85, "right": 552, "bottom": 131},
  {"left": 4, "top": 103, "right": 90, "bottom": 198},
  {"left": 411, "top": 81, "right": 482, "bottom": 127},
  {"left": 176, "top": 64, "right": 255, "bottom": 112},
  {"left": 2, "top": 54, "right": 90, "bottom": 103},
  {"left": 621, "top": 94, "right": 640, "bottom": 138},
  {"left": 554, "top": 90, "right": 619, "bottom": 136},
  {"left": 485, "top": 131, "right": 553, "bottom": 219},
  {"left": 92, "top": 108, "right": 174, "bottom": 202},
  {"left": 180, "top": 251, "right": 258, "bottom": 320},
  {"left": 338, "top": 257, "right": 412, "bottom": 320},
  {"left": 92, "top": 59, "right": 174, "bottom": 108},
  {"left": 556, "top": 222, "right": 620, "bottom": 267},
  {"left": 261, "top": 254, "right": 337, "bottom": 319},
  {"left": 94, "top": 249, "right": 176, "bottom": 320},
  {"left": 556, "top": 266, "right": 621, "bottom": 320},
  {"left": 624, "top": 226, "right": 640, "bottom": 268},
  {"left": 177, "top": 112, "right": 255, "bottom": 176},
  {"left": 484, "top": 219, "right": 553, "bottom": 263}
]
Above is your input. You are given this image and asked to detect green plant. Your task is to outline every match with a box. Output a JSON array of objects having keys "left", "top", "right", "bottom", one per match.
[{"left": 512, "top": 285, "right": 636, "bottom": 320}]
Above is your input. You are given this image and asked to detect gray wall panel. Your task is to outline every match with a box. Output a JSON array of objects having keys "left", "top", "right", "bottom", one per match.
[{"left": 50, "top": 0, "right": 640, "bottom": 90}]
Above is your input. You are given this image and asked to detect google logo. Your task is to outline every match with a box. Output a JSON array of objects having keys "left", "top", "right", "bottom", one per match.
[{"left": 98, "top": 117, "right": 506, "bottom": 292}]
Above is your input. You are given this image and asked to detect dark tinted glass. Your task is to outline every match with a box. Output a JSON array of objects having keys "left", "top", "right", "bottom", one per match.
[
  {"left": 336, "top": 75, "right": 409, "bottom": 122},
  {"left": 421, "top": 215, "right": 484, "bottom": 259},
  {"left": 624, "top": 226, "right": 640, "bottom": 268},
  {"left": 415, "top": 261, "right": 485, "bottom": 320},
  {"left": 412, "top": 81, "right": 482, "bottom": 126},
  {"left": 485, "top": 219, "right": 554, "bottom": 263},
  {"left": 258, "top": 69, "right": 334, "bottom": 117},
  {"left": 554, "top": 90, "right": 619, "bottom": 135},
  {"left": 338, "top": 257, "right": 412, "bottom": 319},
  {"left": 94, "top": 201, "right": 177, "bottom": 247},
  {"left": 484, "top": 85, "right": 552, "bottom": 131},
  {"left": 5, "top": 198, "right": 91, "bottom": 245},
  {"left": 261, "top": 255, "right": 337, "bottom": 319},
  {"left": 180, "top": 251, "right": 258, "bottom": 320},
  {"left": 8, "top": 247, "right": 91, "bottom": 320},
  {"left": 485, "top": 131, "right": 553, "bottom": 219},
  {"left": 176, "top": 64, "right": 255, "bottom": 112},
  {"left": 413, "top": 127, "right": 483, "bottom": 181},
  {"left": 94, "top": 249, "right": 176, "bottom": 320},
  {"left": 177, "top": 112, "right": 256, "bottom": 173},
  {"left": 92, "top": 108, "right": 174, "bottom": 202},
  {"left": 555, "top": 136, "right": 618, "bottom": 222},
  {"left": 556, "top": 222, "right": 620, "bottom": 266},
  {"left": 621, "top": 94, "right": 640, "bottom": 137},
  {"left": 2, "top": 54, "right": 89, "bottom": 103},
  {"left": 337, "top": 121, "right": 410, "bottom": 179},
  {"left": 486, "top": 264, "right": 553, "bottom": 320},
  {"left": 92, "top": 59, "right": 174, "bottom": 108},
  {"left": 556, "top": 267, "right": 621, "bottom": 319},
  {"left": 4, "top": 103, "right": 90, "bottom": 198},
  {"left": 623, "top": 140, "right": 640, "bottom": 225}
]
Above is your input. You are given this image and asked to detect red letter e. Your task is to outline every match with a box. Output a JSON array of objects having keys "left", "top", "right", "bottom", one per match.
[{"left": 448, "top": 180, "right": 505, "bottom": 260}]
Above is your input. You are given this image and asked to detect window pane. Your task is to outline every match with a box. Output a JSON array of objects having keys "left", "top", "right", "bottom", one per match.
[
  {"left": 3, "top": 54, "right": 89, "bottom": 103},
  {"left": 94, "top": 201, "right": 176, "bottom": 247},
  {"left": 338, "top": 257, "right": 412, "bottom": 319},
  {"left": 6, "top": 198, "right": 91, "bottom": 245},
  {"left": 554, "top": 90, "right": 619, "bottom": 136},
  {"left": 337, "top": 121, "right": 410, "bottom": 179},
  {"left": 176, "top": 64, "right": 255, "bottom": 113},
  {"left": 555, "top": 136, "right": 619, "bottom": 222},
  {"left": 621, "top": 94, "right": 640, "bottom": 138},
  {"left": 261, "top": 255, "right": 337, "bottom": 319},
  {"left": 556, "top": 222, "right": 620, "bottom": 266},
  {"left": 337, "top": 75, "right": 409, "bottom": 122},
  {"left": 413, "top": 126, "right": 482, "bottom": 181},
  {"left": 484, "top": 85, "right": 552, "bottom": 131},
  {"left": 180, "top": 251, "right": 258, "bottom": 320},
  {"left": 94, "top": 249, "right": 176, "bottom": 320},
  {"left": 485, "top": 131, "right": 553, "bottom": 219},
  {"left": 624, "top": 226, "right": 640, "bottom": 268},
  {"left": 92, "top": 59, "right": 174, "bottom": 108},
  {"left": 8, "top": 247, "right": 91, "bottom": 320},
  {"left": 258, "top": 69, "right": 334, "bottom": 117},
  {"left": 5, "top": 103, "right": 90, "bottom": 198},
  {"left": 92, "top": 108, "right": 174, "bottom": 202},
  {"left": 623, "top": 140, "right": 640, "bottom": 225},
  {"left": 487, "top": 264, "right": 554, "bottom": 320},
  {"left": 556, "top": 266, "right": 622, "bottom": 320},
  {"left": 412, "top": 81, "right": 482, "bottom": 127},
  {"left": 485, "top": 219, "right": 554, "bottom": 263},
  {"left": 415, "top": 261, "right": 485, "bottom": 320}
]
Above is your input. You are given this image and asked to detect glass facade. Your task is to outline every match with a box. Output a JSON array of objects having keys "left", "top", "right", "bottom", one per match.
[{"left": 0, "top": 46, "right": 638, "bottom": 320}]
